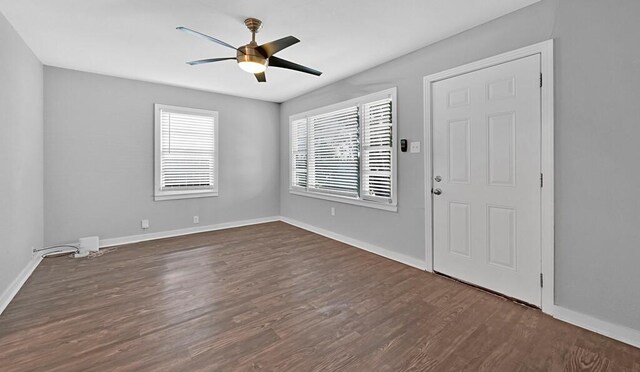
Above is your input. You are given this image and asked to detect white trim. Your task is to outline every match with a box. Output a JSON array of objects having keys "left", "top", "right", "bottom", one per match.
[
  {"left": 153, "top": 190, "right": 218, "bottom": 201},
  {"left": 423, "top": 40, "right": 555, "bottom": 312},
  {"left": 538, "top": 40, "right": 555, "bottom": 315},
  {"left": 552, "top": 305, "right": 640, "bottom": 349},
  {"left": 99, "top": 216, "right": 280, "bottom": 248},
  {"left": 280, "top": 217, "right": 427, "bottom": 271},
  {"left": 154, "top": 103, "right": 220, "bottom": 201},
  {"left": 289, "top": 190, "right": 398, "bottom": 212},
  {"left": 0, "top": 255, "right": 43, "bottom": 316}
]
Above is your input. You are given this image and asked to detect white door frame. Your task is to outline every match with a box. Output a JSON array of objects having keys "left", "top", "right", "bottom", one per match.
[{"left": 423, "top": 39, "right": 555, "bottom": 314}]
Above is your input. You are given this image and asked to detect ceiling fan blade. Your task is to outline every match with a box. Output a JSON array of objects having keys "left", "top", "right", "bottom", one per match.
[
  {"left": 255, "top": 72, "right": 266, "bottom": 82},
  {"left": 186, "top": 57, "right": 236, "bottom": 66},
  {"left": 256, "top": 36, "right": 300, "bottom": 57},
  {"left": 268, "top": 56, "right": 322, "bottom": 76},
  {"left": 177, "top": 27, "right": 243, "bottom": 53}
]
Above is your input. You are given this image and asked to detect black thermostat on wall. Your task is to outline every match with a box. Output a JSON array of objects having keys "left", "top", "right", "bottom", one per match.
[{"left": 401, "top": 139, "right": 408, "bottom": 152}]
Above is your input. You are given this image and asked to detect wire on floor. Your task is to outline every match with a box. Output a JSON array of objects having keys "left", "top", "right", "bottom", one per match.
[{"left": 33, "top": 245, "right": 79, "bottom": 258}]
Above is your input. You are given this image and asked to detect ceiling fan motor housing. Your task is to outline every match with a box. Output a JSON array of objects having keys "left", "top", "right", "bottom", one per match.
[{"left": 237, "top": 43, "right": 268, "bottom": 66}]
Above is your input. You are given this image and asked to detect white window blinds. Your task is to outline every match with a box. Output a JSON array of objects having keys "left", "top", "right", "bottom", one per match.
[
  {"left": 291, "top": 118, "right": 308, "bottom": 189},
  {"left": 289, "top": 88, "right": 396, "bottom": 209},
  {"left": 308, "top": 106, "right": 360, "bottom": 197},
  {"left": 154, "top": 104, "right": 218, "bottom": 201},
  {"left": 362, "top": 98, "right": 393, "bottom": 202}
]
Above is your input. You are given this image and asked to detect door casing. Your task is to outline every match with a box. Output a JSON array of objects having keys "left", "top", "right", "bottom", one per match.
[{"left": 423, "top": 40, "right": 555, "bottom": 314}]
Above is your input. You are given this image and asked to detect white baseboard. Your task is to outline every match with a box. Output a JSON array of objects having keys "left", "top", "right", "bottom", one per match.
[
  {"left": 0, "top": 255, "right": 43, "bottom": 316},
  {"left": 99, "top": 216, "right": 281, "bottom": 248},
  {"left": 280, "top": 216, "right": 428, "bottom": 271},
  {"left": 552, "top": 305, "right": 640, "bottom": 349}
]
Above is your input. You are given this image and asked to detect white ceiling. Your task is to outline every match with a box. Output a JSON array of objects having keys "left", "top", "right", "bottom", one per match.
[{"left": 0, "top": 0, "right": 538, "bottom": 102}]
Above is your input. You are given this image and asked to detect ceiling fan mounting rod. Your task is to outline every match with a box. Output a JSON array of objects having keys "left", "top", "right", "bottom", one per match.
[{"left": 244, "top": 18, "right": 262, "bottom": 43}]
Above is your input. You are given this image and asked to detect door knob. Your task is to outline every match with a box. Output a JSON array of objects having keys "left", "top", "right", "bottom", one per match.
[{"left": 433, "top": 188, "right": 442, "bottom": 195}]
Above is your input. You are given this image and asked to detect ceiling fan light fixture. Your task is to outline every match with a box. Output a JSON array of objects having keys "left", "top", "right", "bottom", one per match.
[
  {"left": 238, "top": 60, "right": 267, "bottom": 74},
  {"left": 236, "top": 46, "right": 268, "bottom": 74}
]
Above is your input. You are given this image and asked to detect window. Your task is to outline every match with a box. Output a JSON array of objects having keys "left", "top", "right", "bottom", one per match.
[
  {"left": 290, "top": 88, "right": 397, "bottom": 211},
  {"left": 154, "top": 104, "right": 218, "bottom": 201}
]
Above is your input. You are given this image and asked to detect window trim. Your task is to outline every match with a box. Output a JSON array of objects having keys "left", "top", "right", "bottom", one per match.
[
  {"left": 154, "top": 104, "right": 219, "bottom": 201},
  {"left": 289, "top": 87, "right": 397, "bottom": 211},
  {"left": 289, "top": 190, "right": 398, "bottom": 212}
]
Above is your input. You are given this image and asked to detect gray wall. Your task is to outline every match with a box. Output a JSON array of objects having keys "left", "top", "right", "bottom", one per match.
[
  {"left": 44, "top": 67, "right": 280, "bottom": 245},
  {"left": 552, "top": 0, "right": 640, "bottom": 332},
  {"left": 280, "top": 0, "right": 640, "bottom": 331},
  {"left": 0, "top": 13, "right": 44, "bottom": 296}
]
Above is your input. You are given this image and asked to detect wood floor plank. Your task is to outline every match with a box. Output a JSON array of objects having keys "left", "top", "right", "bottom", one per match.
[{"left": 0, "top": 221, "right": 638, "bottom": 371}]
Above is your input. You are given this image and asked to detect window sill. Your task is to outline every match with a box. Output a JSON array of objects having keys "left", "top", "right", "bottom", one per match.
[
  {"left": 289, "top": 190, "right": 397, "bottom": 212},
  {"left": 154, "top": 190, "right": 218, "bottom": 201}
]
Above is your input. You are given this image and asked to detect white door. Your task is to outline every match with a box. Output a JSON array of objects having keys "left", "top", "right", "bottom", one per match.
[{"left": 432, "top": 54, "right": 541, "bottom": 306}]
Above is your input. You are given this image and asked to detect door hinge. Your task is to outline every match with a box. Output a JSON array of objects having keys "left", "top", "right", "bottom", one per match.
[
  {"left": 540, "top": 173, "right": 544, "bottom": 188},
  {"left": 540, "top": 273, "right": 544, "bottom": 288},
  {"left": 540, "top": 73, "right": 543, "bottom": 88}
]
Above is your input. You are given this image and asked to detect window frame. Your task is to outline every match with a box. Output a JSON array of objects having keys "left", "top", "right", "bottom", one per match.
[
  {"left": 154, "top": 104, "right": 219, "bottom": 201},
  {"left": 289, "top": 88, "right": 397, "bottom": 212}
]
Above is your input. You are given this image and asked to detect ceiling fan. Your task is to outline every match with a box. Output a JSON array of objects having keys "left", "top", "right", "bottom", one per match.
[{"left": 177, "top": 18, "right": 322, "bottom": 82}]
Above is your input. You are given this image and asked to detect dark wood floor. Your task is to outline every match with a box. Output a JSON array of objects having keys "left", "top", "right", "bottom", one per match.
[{"left": 0, "top": 222, "right": 638, "bottom": 371}]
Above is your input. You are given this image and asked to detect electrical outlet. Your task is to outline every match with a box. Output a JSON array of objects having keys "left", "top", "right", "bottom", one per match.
[
  {"left": 330, "top": 207, "right": 336, "bottom": 216},
  {"left": 410, "top": 141, "right": 421, "bottom": 153},
  {"left": 141, "top": 219, "right": 149, "bottom": 229},
  {"left": 193, "top": 216, "right": 199, "bottom": 224}
]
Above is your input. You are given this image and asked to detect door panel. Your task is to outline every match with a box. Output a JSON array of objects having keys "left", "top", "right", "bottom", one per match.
[
  {"left": 448, "top": 119, "right": 471, "bottom": 184},
  {"left": 487, "top": 205, "right": 516, "bottom": 270},
  {"left": 487, "top": 112, "right": 516, "bottom": 186},
  {"left": 432, "top": 54, "right": 541, "bottom": 306},
  {"left": 449, "top": 202, "right": 471, "bottom": 258}
]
